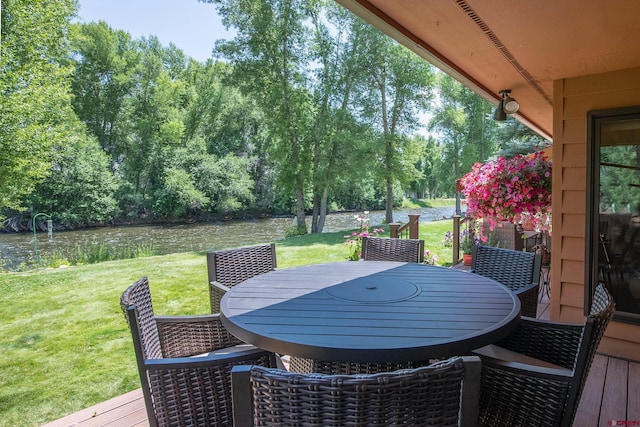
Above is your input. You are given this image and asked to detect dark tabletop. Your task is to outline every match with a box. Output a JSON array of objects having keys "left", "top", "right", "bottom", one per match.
[{"left": 220, "top": 261, "right": 521, "bottom": 363}]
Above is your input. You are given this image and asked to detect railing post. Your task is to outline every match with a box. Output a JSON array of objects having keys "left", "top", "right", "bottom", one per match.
[
  {"left": 453, "top": 215, "right": 461, "bottom": 264},
  {"left": 408, "top": 214, "right": 420, "bottom": 239},
  {"left": 389, "top": 223, "right": 400, "bottom": 238}
]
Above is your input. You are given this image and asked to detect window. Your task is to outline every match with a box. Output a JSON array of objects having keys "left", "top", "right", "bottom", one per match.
[{"left": 587, "top": 107, "right": 640, "bottom": 324}]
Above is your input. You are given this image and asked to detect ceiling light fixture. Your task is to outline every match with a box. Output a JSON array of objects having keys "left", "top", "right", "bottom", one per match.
[{"left": 493, "top": 89, "right": 519, "bottom": 121}]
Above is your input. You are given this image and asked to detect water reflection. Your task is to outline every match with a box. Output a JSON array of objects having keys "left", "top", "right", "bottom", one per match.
[{"left": 0, "top": 207, "right": 455, "bottom": 269}]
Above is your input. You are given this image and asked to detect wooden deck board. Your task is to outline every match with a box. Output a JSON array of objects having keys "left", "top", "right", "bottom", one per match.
[
  {"left": 40, "top": 389, "right": 147, "bottom": 427},
  {"left": 574, "top": 353, "right": 608, "bottom": 427},
  {"left": 628, "top": 360, "right": 640, "bottom": 419},
  {"left": 599, "top": 356, "right": 629, "bottom": 426}
]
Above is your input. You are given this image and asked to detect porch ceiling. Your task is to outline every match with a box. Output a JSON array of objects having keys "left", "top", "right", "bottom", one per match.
[{"left": 336, "top": 0, "right": 640, "bottom": 140}]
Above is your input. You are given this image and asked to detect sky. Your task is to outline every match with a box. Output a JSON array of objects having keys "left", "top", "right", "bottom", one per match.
[{"left": 76, "top": 0, "right": 235, "bottom": 62}]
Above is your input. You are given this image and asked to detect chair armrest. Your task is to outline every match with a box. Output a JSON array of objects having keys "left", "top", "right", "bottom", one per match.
[
  {"left": 514, "top": 281, "right": 539, "bottom": 294},
  {"left": 145, "top": 345, "right": 277, "bottom": 370},
  {"left": 477, "top": 352, "right": 573, "bottom": 382},
  {"left": 210, "top": 281, "right": 231, "bottom": 313},
  {"left": 231, "top": 366, "right": 254, "bottom": 427},
  {"left": 156, "top": 314, "right": 242, "bottom": 358},
  {"left": 474, "top": 345, "right": 571, "bottom": 373},
  {"left": 513, "top": 282, "right": 539, "bottom": 318},
  {"left": 460, "top": 356, "right": 481, "bottom": 427},
  {"left": 496, "top": 317, "right": 584, "bottom": 369}
]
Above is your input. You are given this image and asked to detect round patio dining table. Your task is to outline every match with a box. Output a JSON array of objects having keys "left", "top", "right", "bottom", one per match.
[{"left": 220, "top": 261, "right": 520, "bottom": 364}]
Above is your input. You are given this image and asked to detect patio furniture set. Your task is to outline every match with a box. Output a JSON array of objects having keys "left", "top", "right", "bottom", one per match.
[{"left": 120, "top": 238, "right": 614, "bottom": 427}]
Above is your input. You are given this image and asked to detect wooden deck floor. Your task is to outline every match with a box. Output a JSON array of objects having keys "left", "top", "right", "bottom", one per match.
[{"left": 41, "top": 291, "right": 640, "bottom": 427}]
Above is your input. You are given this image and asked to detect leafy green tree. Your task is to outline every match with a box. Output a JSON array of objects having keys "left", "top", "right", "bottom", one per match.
[
  {"left": 70, "top": 22, "right": 272, "bottom": 220},
  {"left": 409, "top": 135, "right": 443, "bottom": 199},
  {"left": 429, "top": 74, "right": 497, "bottom": 196},
  {"left": 120, "top": 36, "right": 189, "bottom": 211},
  {"left": 192, "top": 152, "right": 255, "bottom": 214},
  {"left": 0, "top": 0, "right": 77, "bottom": 211},
  {"left": 459, "top": 86, "right": 495, "bottom": 165},
  {"left": 181, "top": 60, "right": 282, "bottom": 214},
  {"left": 26, "top": 132, "right": 120, "bottom": 227},
  {"left": 494, "top": 118, "right": 549, "bottom": 158},
  {"left": 358, "top": 27, "right": 434, "bottom": 222},
  {"left": 204, "top": 0, "right": 314, "bottom": 232},
  {"left": 600, "top": 145, "right": 640, "bottom": 211},
  {"left": 306, "top": 3, "right": 373, "bottom": 232},
  {"left": 153, "top": 166, "right": 208, "bottom": 218},
  {"left": 70, "top": 21, "right": 138, "bottom": 159}
]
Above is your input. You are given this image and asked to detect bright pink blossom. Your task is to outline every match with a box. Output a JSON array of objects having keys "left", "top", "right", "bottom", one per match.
[{"left": 459, "top": 151, "right": 552, "bottom": 232}]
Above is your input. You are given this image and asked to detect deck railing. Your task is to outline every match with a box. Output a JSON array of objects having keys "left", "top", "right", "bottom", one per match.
[
  {"left": 387, "top": 214, "right": 477, "bottom": 266},
  {"left": 452, "top": 215, "right": 462, "bottom": 264},
  {"left": 389, "top": 214, "right": 420, "bottom": 239},
  {"left": 452, "top": 215, "right": 474, "bottom": 265}
]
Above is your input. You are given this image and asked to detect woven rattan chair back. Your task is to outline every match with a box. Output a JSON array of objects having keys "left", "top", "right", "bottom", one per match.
[
  {"left": 207, "top": 243, "right": 277, "bottom": 312},
  {"left": 120, "top": 277, "right": 162, "bottom": 360},
  {"left": 287, "top": 357, "right": 434, "bottom": 375},
  {"left": 232, "top": 356, "right": 481, "bottom": 427},
  {"left": 361, "top": 236, "right": 425, "bottom": 263},
  {"left": 472, "top": 245, "right": 541, "bottom": 317}
]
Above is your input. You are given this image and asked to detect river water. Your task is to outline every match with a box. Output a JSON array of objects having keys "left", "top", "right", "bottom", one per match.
[{"left": 0, "top": 207, "right": 456, "bottom": 270}]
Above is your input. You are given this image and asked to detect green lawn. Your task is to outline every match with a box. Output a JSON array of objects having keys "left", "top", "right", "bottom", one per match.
[
  {"left": 401, "top": 197, "right": 458, "bottom": 209},
  {"left": 0, "top": 219, "right": 455, "bottom": 426}
]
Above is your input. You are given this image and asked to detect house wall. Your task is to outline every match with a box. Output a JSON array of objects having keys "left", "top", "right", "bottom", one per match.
[{"left": 552, "top": 67, "right": 640, "bottom": 361}]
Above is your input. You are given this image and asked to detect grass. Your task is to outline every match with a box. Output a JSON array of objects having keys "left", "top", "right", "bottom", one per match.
[
  {"left": 401, "top": 197, "right": 458, "bottom": 209},
  {"left": 0, "top": 218, "right": 455, "bottom": 426}
]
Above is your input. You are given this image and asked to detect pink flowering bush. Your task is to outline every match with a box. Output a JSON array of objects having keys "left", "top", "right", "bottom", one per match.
[
  {"left": 344, "top": 211, "right": 385, "bottom": 260},
  {"left": 423, "top": 249, "right": 439, "bottom": 265},
  {"left": 459, "top": 151, "right": 552, "bottom": 232}
]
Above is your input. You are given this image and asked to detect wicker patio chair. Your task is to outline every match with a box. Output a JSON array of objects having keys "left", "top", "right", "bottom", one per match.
[
  {"left": 361, "top": 236, "right": 425, "bottom": 263},
  {"left": 207, "top": 243, "right": 277, "bottom": 313},
  {"left": 231, "top": 356, "right": 482, "bottom": 427},
  {"left": 121, "top": 277, "right": 279, "bottom": 427},
  {"left": 473, "top": 283, "right": 615, "bottom": 427},
  {"left": 471, "top": 245, "right": 541, "bottom": 317}
]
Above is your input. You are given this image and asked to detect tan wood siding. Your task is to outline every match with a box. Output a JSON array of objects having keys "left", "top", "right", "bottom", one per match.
[
  {"left": 599, "top": 336, "right": 640, "bottom": 361},
  {"left": 553, "top": 67, "right": 640, "bottom": 361},
  {"left": 562, "top": 167, "right": 585, "bottom": 191},
  {"left": 559, "top": 305, "right": 586, "bottom": 323},
  {"left": 561, "top": 190, "right": 585, "bottom": 214},
  {"left": 560, "top": 259, "right": 584, "bottom": 290},
  {"left": 561, "top": 213, "right": 585, "bottom": 237},
  {"left": 562, "top": 118, "right": 587, "bottom": 142},
  {"left": 562, "top": 142, "right": 586, "bottom": 167},
  {"left": 564, "top": 67, "right": 640, "bottom": 96},
  {"left": 561, "top": 237, "right": 585, "bottom": 262},
  {"left": 551, "top": 78, "right": 565, "bottom": 321}
]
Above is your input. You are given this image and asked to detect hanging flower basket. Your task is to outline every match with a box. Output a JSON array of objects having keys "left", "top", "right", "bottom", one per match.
[{"left": 459, "top": 150, "right": 552, "bottom": 234}]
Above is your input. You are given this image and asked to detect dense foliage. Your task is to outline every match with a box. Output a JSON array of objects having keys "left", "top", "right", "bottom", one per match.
[
  {"left": 0, "top": 0, "right": 547, "bottom": 232},
  {"left": 0, "top": 0, "right": 78, "bottom": 210}
]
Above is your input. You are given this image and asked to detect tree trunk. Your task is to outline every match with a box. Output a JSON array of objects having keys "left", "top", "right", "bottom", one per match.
[
  {"left": 295, "top": 181, "right": 306, "bottom": 232},
  {"left": 316, "top": 186, "right": 329, "bottom": 233},
  {"left": 385, "top": 175, "right": 394, "bottom": 224},
  {"left": 311, "top": 191, "right": 320, "bottom": 233}
]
